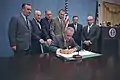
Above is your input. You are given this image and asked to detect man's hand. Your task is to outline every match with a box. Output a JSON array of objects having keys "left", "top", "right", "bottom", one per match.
[
  {"left": 84, "top": 40, "right": 92, "bottom": 46},
  {"left": 88, "top": 40, "right": 92, "bottom": 44},
  {"left": 12, "top": 46, "right": 16, "bottom": 51},
  {"left": 47, "top": 39, "right": 52, "bottom": 45},
  {"left": 69, "top": 49, "right": 75, "bottom": 54},
  {"left": 39, "top": 39, "right": 45, "bottom": 44},
  {"left": 70, "top": 48, "right": 77, "bottom": 52},
  {"left": 84, "top": 41, "right": 90, "bottom": 46},
  {"left": 45, "top": 53, "right": 49, "bottom": 58},
  {"left": 39, "top": 54, "right": 45, "bottom": 58},
  {"left": 60, "top": 49, "right": 76, "bottom": 54},
  {"left": 60, "top": 49, "right": 69, "bottom": 54}
]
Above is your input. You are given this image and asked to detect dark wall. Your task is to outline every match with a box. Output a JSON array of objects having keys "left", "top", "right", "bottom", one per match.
[{"left": 0, "top": 0, "right": 97, "bottom": 57}]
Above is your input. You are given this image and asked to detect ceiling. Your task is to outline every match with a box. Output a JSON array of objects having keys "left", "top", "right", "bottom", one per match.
[{"left": 103, "top": 0, "right": 120, "bottom": 5}]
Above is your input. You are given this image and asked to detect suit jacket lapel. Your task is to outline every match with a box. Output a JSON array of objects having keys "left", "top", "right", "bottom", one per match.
[
  {"left": 57, "top": 17, "right": 64, "bottom": 29},
  {"left": 76, "top": 24, "right": 79, "bottom": 32},
  {"left": 27, "top": 20, "right": 31, "bottom": 30},
  {"left": 71, "top": 23, "right": 76, "bottom": 32},
  {"left": 85, "top": 26, "right": 88, "bottom": 34},
  {"left": 88, "top": 24, "right": 94, "bottom": 34},
  {"left": 45, "top": 18, "right": 51, "bottom": 29},
  {"left": 56, "top": 18, "right": 61, "bottom": 28},
  {"left": 74, "top": 23, "right": 78, "bottom": 32},
  {"left": 57, "top": 18, "right": 60, "bottom": 25},
  {"left": 33, "top": 18, "right": 41, "bottom": 30},
  {"left": 20, "top": 14, "right": 31, "bottom": 30},
  {"left": 59, "top": 35, "right": 65, "bottom": 48},
  {"left": 20, "top": 14, "right": 26, "bottom": 26}
]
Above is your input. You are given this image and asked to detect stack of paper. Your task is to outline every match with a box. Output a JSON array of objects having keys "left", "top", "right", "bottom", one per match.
[
  {"left": 56, "top": 49, "right": 78, "bottom": 58},
  {"left": 79, "top": 50, "right": 96, "bottom": 56},
  {"left": 56, "top": 49, "right": 102, "bottom": 59}
]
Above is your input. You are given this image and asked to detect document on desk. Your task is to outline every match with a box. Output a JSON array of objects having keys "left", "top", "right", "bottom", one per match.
[
  {"left": 79, "top": 50, "right": 102, "bottom": 59},
  {"left": 56, "top": 49, "right": 102, "bottom": 59},
  {"left": 56, "top": 49, "right": 78, "bottom": 58},
  {"left": 79, "top": 50, "right": 96, "bottom": 56}
]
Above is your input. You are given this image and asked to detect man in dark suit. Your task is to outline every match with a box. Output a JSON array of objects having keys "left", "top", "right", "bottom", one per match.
[
  {"left": 50, "top": 27, "right": 80, "bottom": 53},
  {"left": 53, "top": 9, "right": 65, "bottom": 35},
  {"left": 8, "top": 3, "right": 32, "bottom": 56},
  {"left": 82, "top": 16, "right": 100, "bottom": 52},
  {"left": 40, "top": 10, "right": 55, "bottom": 45},
  {"left": 31, "top": 10, "right": 46, "bottom": 54},
  {"left": 68, "top": 16, "right": 83, "bottom": 46}
]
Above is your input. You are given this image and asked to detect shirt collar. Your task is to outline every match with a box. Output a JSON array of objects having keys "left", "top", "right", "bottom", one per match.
[
  {"left": 88, "top": 23, "right": 93, "bottom": 27},
  {"left": 63, "top": 34, "right": 70, "bottom": 42},
  {"left": 34, "top": 18, "right": 39, "bottom": 23},
  {"left": 74, "top": 23, "right": 77, "bottom": 26},
  {"left": 58, "top": 16, "right": 64, "bottom": 22}
]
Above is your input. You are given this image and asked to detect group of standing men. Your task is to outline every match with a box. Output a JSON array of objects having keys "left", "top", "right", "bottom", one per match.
[{"left": 8, "top": 3, "right": 100, "bottom": 57}]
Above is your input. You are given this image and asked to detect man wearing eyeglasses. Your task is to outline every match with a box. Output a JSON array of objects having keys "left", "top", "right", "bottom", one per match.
[
  {"left": 50, "top": 27, "right": 80, "bottom": 53},
  {"left": 82, "top": 16, "right": 100, "bottom": 52}
]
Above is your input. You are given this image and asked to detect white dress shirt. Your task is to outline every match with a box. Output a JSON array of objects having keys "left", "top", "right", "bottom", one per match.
[
  {"left": 74, "top": 24, "right": 77, "bottom": 31},
  {"left": 34, "top": 18, "right": 41, "bottom": 29},
  {"left": 87, "top": 23, "right": 93, "bottom": 33},
  {"left": 21, "top": 13, "right": 30, "bottom": 29}
]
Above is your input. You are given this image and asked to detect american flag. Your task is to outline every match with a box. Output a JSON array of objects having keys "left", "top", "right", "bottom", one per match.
[
  {"left": 95, "top": 1, "right": 99, "bottom": 25},
  {"left": 64, "top": 0, "right": 69, "bottom": 28}
]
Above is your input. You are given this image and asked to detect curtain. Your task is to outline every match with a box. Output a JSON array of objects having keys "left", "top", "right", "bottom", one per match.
[{"left": 103, "top": 2, "right": 120, "bottom": 26}]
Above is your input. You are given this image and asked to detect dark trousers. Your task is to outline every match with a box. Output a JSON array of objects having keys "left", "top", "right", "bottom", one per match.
[
  {"left": 31, "top": 41, "right": 50, "bottom": 55},
  {"left": 14, "top": 47, "right": 31, "bottom": 57},
  {"left": 31, "top": 40, "right": 42, "bottom": 54}
]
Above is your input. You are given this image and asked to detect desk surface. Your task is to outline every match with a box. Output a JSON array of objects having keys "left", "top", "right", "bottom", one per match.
[{"left": 0, "top": 54, "right": 120, "bottom": 80}]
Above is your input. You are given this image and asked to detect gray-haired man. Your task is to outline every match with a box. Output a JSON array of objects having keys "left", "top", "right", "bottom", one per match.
[
  {"left": 31, "top": 10, "right": 46, "bottom": 54},
  {"left": 50, "top": 27, "right": 80, "bottom": 53}
]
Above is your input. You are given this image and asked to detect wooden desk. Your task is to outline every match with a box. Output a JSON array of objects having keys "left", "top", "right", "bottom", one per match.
[{"left": 0, "top": 54, "right": 120, "bottom": 80}]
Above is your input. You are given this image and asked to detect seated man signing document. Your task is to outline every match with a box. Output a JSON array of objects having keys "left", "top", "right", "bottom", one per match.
[{"left": 50, "top": 27, "right": 80, "bottom": 54}]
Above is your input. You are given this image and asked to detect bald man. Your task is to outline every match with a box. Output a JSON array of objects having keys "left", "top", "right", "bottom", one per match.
[
  {"left": 31, "top": 10, "right": 45, "bottom": 54},
  {"left": 82, "top": 16, "right": 100, "bottom": 52}
]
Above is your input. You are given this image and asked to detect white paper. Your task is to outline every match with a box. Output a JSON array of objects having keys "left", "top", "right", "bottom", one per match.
[
  {"left": 56, "top": 49, "right": 97, "bottom": 58},
  {"left": 78, "top": 50, "right": 96, "bottom": 56},
  {"left": 56, "top": 49, "right": 78, "bottom": 58}
]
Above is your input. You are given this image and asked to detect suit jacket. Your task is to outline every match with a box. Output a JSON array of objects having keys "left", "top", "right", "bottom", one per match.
[
  {"left": 31, "top": 18, "right": 45, "bottom": 53},
  {"left": 53, "top": 17, "right": 65, "bottom": 35},
  {"left": 50, "top": 35, "right": 80, "bottom": 53},
  {"left": 8, "top": 13, "right": 32, "bottom": 52},
  {"left": 82, "top": 24, "right": 100, "bottom": 52},
  {"left": 40, "top": 17, "right": 55, "bottom": 40},
  {"left": 68, "top": 23, "right": 82, "bottom": 46},
  {"left": 31, "top": 18, "right": 44, "bottom": 41}
]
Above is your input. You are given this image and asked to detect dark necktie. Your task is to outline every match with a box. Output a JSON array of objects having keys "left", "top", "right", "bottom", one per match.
[
  {"left": 74, "top": 24, "right": 77, "bottom": 31},
  {"left": 64, "top": 39, "right": 67, "bottom": 48},
  {"left": 26, "top": 17, "right": 28, "bottom": 25},
  {"left": 37, "top": 21, "right": 41, "bottom": 29},
  {"left": 26, "top": 17, "right": 30, "bottom": 29}
]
